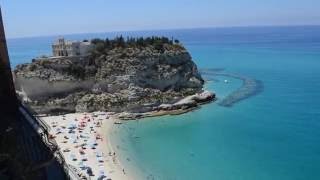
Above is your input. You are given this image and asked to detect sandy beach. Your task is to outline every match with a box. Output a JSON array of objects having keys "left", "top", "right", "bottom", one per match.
[
  {"left": 38, "top": 90, "right": 214, "bottom": 180},
  {"left": 41, "top": 112, "right": 132, "bottom": 180}
]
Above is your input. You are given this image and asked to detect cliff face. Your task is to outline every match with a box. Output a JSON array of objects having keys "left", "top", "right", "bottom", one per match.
[{"left": 14, "top": 44, "right": 206, "bottom": 114}]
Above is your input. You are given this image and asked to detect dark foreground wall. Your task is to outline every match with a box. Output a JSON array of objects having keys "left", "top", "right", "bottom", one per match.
[{"left": 0, "top": 8, "right": 70, "bottom": 180}]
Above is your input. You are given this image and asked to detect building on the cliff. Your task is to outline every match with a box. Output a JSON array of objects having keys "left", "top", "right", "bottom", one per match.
[{"left": 52, "top": 38, "right": 93, "bottom": 57}]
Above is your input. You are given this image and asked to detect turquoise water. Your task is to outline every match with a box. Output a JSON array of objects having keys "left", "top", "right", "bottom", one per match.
[{"left": 8, "top": 26, "right": 320, "bottom": 179}]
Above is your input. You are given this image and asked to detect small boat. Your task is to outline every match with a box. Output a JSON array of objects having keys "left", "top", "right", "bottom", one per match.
[
  {"left": 114, "top": 121, "right": 122, "bottom": 125},
  {"left": 224, "top": 80, "right": 229, "bottom": 83}
]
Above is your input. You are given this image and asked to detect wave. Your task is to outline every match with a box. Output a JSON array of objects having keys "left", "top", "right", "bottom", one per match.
[{"left": 200, "top": 69, "right": 264, "bottom": 107}]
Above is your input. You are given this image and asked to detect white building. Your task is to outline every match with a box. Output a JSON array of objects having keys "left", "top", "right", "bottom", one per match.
[{"left": 52, "top": 38, "right": 93, "bottom": 57}]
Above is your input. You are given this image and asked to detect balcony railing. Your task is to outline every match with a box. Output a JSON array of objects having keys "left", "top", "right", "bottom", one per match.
[{"left": 19, "top": 103, "right": 86, "bottom": 180}]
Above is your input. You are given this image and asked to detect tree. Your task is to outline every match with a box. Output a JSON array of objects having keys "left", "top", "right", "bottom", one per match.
[
  {"left": 91, "top": 38, "right": 104, "bottom": 45},
  {"left": 136, "top": 37, "right": 145, "bottom": 47},
  {"left": 111, "top": 36, "right": 126, "bottom": 48},
  {"left": 88, "top": 36, "right": 183, "bottom": 55},
  {"left": 105, "top": 38, "right": 111, "bottom": 49},
  {"left": 95, "top": 42, "right": 105, "bottom": 53}
]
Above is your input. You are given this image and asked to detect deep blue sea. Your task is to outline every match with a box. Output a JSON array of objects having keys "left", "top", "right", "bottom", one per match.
[{"left": 8, "top": 26, "right": 320, "bottom": 180}]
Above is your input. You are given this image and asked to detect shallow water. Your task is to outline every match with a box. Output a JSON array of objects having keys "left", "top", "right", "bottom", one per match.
[
  {"left": 109, "top": 27, "right": 320, "bottom": 180},
  {"left": 8, "top": 26, "right": 320, "bottom": 180}
]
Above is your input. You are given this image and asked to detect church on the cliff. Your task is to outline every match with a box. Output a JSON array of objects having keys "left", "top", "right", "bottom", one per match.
[{"left": 52, "top": 38, "right": 93, "bottom": 57}]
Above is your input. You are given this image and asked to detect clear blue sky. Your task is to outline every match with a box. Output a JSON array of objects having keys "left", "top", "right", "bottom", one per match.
[{"left": 2, "top": 0, "right": 320, "bottom": 38}]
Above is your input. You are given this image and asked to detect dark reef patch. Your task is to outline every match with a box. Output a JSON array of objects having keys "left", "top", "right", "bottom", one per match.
[{"left": 200, "top": 68, "right": 264, "bottom": 107}]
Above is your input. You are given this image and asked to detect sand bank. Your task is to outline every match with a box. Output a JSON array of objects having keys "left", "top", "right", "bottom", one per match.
[{"left": 41, "top": 112, "right": 133, "bottom": 180}]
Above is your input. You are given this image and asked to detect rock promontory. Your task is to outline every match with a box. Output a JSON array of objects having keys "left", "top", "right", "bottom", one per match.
[{"left": 14, "top": 36, "right": 215, "bottom": 116}]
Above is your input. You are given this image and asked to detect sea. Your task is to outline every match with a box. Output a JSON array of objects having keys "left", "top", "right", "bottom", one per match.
[{"left": 8, "top": 26, "right": 320, "bottom": 180}]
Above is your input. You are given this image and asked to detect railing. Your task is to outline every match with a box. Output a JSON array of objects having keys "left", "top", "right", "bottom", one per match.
[
  {"left": 19, "top": 102, "right": 84, "bottom": 180},
  {"left": 19, "top": 105, "right": 57, "bottom": 151},
  {"left": 21, "top": 104, "right": 51, "bottom": 131}
]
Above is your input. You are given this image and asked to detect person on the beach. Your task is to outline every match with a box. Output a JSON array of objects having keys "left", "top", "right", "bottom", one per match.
[{"left": 123, "top": 168, "right": 126, "bottom": 174}]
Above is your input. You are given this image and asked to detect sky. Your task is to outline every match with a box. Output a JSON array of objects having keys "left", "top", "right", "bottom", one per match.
[{"left": 1, "top": 0, "right": 320, "bottom": 38}]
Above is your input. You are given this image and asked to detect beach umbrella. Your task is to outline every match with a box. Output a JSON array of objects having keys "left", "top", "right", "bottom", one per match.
[
  {"left": 78, "top": 161, "right": 87, "bottom": 170},
  {"left": 96, "top": 151, "right": 102, "bottom": 157},
  {"left": 70, "top": 136, "right": 77, "bottom": 143},
  {"left": 97, "top": 170, "right": 107, "bottom": 180},
  {"left": 99, "top": 170, "right": 105, "bottom": 176},
  {"left": 79, "top": 149, "right": 85, "bottom": 155},
  {"left": 70, "top": 154, "right": 77, "bottom": 161},
  {"left": 90, "top": 144, "right": 96, "bottom": 149},
  {"left": 89, "top": 139, "right": 97, "bottom": 146},
  {"left": 71, "top": 134, "right": 76, "bottom": 139},
  {"left": 97, "top": 156, "right": 104, "bottom": 163},
  {"left": 81, "top": 154, "right": 88, "bottom": 161},
  {"left": 68, "top": 123, "right": 77, "bottom": 129},
  {"left": 86, "top": 167, "right": 93, "bottom": 176},
  {"left": 93, "top": 140, "right": 98, "bottom": 146},
  {"left": 63, "top": 148, "right": 70, "bottom": 152},
  {"left": 97, "top": 175, "right": 106, "bottom": 180}
]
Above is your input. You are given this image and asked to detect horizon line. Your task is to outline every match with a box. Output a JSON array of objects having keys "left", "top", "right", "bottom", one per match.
[{"left": 7, "top": 24, "right": 320, "bottom": 40}]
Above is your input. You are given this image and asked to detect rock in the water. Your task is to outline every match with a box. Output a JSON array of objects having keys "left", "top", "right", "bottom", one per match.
[{"left": 14, "top": 39, "right": 213, "bottom": 115}]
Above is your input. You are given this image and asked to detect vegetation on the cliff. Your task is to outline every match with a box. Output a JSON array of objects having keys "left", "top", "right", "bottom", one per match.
[{"left": 90, "top": 36, "right": 184, "bottom": 57}]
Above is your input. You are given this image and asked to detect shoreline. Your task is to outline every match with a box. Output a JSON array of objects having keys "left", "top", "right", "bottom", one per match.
[
  {"left": 117, "top": 90, "right": 215, "bottom": 120},
  {"left": 41, "top": 112, "right": 132, "bottom": 180},
  {"left": 40, "top": 91, "right": 215, "bottom": 180},
  {"left": 100, "top": 115, "right": 141, "bottom": 180}
]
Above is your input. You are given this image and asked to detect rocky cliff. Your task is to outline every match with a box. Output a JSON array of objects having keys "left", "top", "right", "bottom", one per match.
[{"left": 14, "top": 37, "right": 214, "bottom": 115}]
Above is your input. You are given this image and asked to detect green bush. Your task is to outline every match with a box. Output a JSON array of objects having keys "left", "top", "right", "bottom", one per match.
[{"left": 90, "top": 36, "right": 183, "bottom": 55}]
